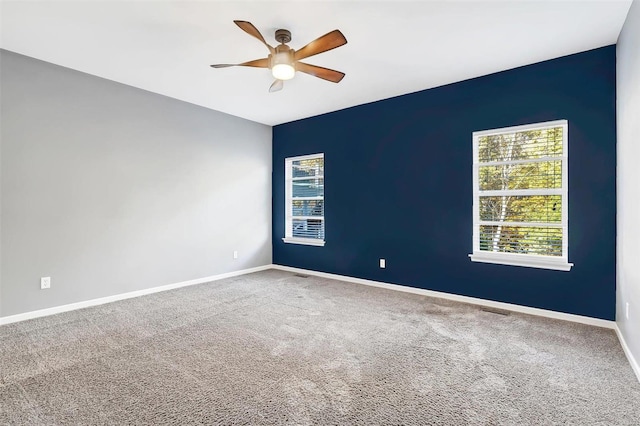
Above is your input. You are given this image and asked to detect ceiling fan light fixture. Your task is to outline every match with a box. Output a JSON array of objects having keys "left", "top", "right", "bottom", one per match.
[
  {"left": 272, "top": 63, "right": 295, "bottom": 80},
  {"left": 210, "top": 21, "right": 348, "bottom": 91},
  {"left": 271, "top": 50, "right": 295, "bottom": 80}
]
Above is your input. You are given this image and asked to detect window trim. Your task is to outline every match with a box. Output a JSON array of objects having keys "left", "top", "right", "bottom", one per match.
[
  {"left": 283, "top": 153, "right": 325, "bottom": 247},
  {"left": 469, "top": 120, "right": 573, "bottom": 271}
]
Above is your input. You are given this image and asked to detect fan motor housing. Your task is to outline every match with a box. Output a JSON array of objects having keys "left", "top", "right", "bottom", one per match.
[{"left": 270, "top": 44, "right": 295, "bottom": 70}]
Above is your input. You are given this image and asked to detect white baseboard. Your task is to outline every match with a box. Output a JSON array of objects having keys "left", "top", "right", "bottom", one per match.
[
  {"left": 615, "top": 325, "right": 640, "bottom": 382},
  {"left": 271, "top": 264, "right": 616, "bottom": 330},
  {"left": 0, "top": 265, "right": 271, "bottom": 326}
]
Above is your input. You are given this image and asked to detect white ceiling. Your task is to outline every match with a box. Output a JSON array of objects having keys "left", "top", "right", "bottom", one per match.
[{"left": 1, "top": 1, "right": 632, "bottom": 125}]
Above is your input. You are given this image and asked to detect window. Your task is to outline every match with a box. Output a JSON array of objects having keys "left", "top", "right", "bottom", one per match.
[
  {"left": 469, "top": 120, "right": 572, "bottom": 271},
  {"left": 283, "top": 153, "right": 325, "bottom": 246}
]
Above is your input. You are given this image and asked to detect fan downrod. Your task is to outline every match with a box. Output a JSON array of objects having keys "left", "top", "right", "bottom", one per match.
[{"left": 275, "top": 29, "right": 291, "bottom": 44}]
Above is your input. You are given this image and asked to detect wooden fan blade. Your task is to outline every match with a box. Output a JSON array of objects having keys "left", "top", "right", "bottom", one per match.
[
  {"left": 234, "top": 20, "right": 275, "bottom": 54},
  {"left": 269, "top": 80, "right": 284, "bottom": 93},
  {"left": 210, "top": 58, "right": 269, "bottom": 69},
  {"left": 294, "top": 30, "right": 347, "bottom": 61},
  {"left": 296, "top": 62, "right": 345, "bottom": 83}
]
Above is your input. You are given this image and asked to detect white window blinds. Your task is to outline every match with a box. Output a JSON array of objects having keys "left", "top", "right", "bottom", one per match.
[
  {"left": 284, "top": 153, "right": 325, "bottom": 246},
  {"left": 470, "top": 120, "right": 572, "bottom": 271}
]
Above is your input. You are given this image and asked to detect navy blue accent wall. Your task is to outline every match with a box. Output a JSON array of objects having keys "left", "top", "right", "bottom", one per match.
[{"left": 273, "top": 46, "right": 616, "bottom": 320}]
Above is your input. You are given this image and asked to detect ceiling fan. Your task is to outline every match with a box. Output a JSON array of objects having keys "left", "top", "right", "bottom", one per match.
[{"left": 211, "top": 20, "right": 347, "bottom": 92}]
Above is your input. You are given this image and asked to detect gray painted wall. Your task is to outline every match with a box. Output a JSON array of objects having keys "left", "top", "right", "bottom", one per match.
[
  {"left": 617, "top": 0, "right": 640, "bottom": 375},
  {"left": 0, "top": 50, "right": 272, "bottom": 317}
]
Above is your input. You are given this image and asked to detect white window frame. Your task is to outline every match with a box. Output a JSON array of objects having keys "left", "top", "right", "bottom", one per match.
[
  {"left": 283, "top": 153, "right": 325, "bottom": 246},
  {"left": 469, "top": 120, "right": 573, "bottom": 271}
]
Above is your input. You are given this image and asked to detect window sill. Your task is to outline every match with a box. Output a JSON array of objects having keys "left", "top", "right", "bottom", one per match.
[
  {"left": 283, "top": 237, "right": 325, "bottom": 247},
  {"left": 468, "top": 252, "right": 573, "bottom": 271}
]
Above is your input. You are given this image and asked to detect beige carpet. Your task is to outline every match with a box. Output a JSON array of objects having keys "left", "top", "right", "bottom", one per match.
[{"left": 1, "top": 269, "right": 639, "bottom": 425}]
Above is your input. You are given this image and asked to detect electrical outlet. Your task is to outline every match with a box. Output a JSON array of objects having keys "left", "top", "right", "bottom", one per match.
[
  {"left": 40, "top": 277, "right": 51, "bottom": 290},
  {"left": 233, "top": 250, "right": 238, "bottom": 259},
  {"left": 379, "top": 259, "right": 386, "bottom": 269},
  {"left": 626, "top": 302, "right": 630, "bottom": 320}
]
